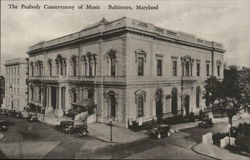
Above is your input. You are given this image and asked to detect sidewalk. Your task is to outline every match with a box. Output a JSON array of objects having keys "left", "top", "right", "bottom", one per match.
[
  {"left": 38, "top": 113, "right": 250, "bottom": 144},
  {"left": 88, "top": 122, "right": 148, "bottom": 143},
  {"left": 193, "top": 143, "right": 249, "bottom": 160},
  {"left": 38, "top": 115, "right": 147, "bottom": 144}
]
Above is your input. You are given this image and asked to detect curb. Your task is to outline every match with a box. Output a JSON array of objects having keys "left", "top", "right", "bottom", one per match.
[
  {"left": 0, "top": 133, "right": 4, "bottom": 140},
  {"left": 191, "top": 143, "right": 220, "bottom": 160}
]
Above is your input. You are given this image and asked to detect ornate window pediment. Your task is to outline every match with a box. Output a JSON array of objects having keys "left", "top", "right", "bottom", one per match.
[
  {"left": 181, "top": 55, "right": 194, "bottom": 65},
  {"left": 135, "top": 90, "right": 146, "bottom": 103},
  {"left": 135, "top": 49, "right": 147, "bottom": 62},
  {"left": 216, "top": 60, "right": 222, "bottom": 66}
]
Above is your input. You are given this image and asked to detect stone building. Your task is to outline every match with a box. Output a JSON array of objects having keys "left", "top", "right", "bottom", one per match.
[
  {"left": 4, "top": 58, "right": 28, "bottom": 111},
  {"left": 27, "top": 17, "right": 225, "bottom": 128}
]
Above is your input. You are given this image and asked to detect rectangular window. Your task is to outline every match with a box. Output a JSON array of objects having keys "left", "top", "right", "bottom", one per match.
[
  {"left": 157, "top": 59, "right": 162, "bottom": 76},
  {"left": 137, "top": 97, "right": 144, "bottom": 117},
  {"left": 217, "top": 65, "right": 221, "bottom": 77},
  {"left": 110, "top": 57, "right": 116, "bottom": 76},
  {"left": 206, "top": 64, "right": 210, "bottom": 76},
  {"left": 173, "top": 61, "right": 177, "bottom": 76},
  {"left": 138, "top": 57, "right": 144, "bottom": 76},
  {"left": 197, "top": 63, "right": 200, "bottom": 76}
]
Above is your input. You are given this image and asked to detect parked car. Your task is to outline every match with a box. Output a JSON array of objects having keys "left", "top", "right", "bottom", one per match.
[
  {"left": 0, "top": 120, "right": 9, "bottom": 132},
  {"left": 198, "top": 118, "right": 213, "bottom": 128},
  {"left": 69, "top": 125, "right": 88, "bottom": 137},
  {"left": 0, "top": 109, "right": 8, "bottom": 115},
  {"left": 55, "top": 120, "right": 74, "bottom": 134},
  {"left": 7, "top": 110, "right": 16, "bottom": 117},
  {"left": 13, "top": 111, "right": 23, "bottom": 118},
  {"left": 150, "top": 124, "right": 171, "bottom": 139},
  {"left": 27, "top": 114, "right": 39, "bottom": 122}
]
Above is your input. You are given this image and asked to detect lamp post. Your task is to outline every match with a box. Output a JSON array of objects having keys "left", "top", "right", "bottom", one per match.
[{"left": 109, "top": 118, "right": 114, "bottom": 142}]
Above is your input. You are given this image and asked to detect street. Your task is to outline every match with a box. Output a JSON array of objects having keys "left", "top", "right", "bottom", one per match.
[{"left": 1, "top": 116, "right": 249, "bottom": 159}]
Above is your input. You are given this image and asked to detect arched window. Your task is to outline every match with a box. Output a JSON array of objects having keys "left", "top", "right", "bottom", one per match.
[
  {"left": 171, "top": 88, "right": 178, "bottom": 115},
  {"left": 185, "top": 61, "right": 189, "bottom": 76},
  {"left": 217, "top": 60, "right": 222, "bottom": 77},
  {"left": 71, "top": 88, "right": 77, "bottom": 103},
  {"left": 196, "top": 87, "right": 200, "bottom": 108},
  {"left": 48, "top": 59, "right": 52, "bottom": 76},
  {"left": 88, "top": 89, "right": 94, "bottom": 100},
  {"left": 135, "top": 90, "right": 146, "bottom": 117},
  {"left": 181, "top": 56, "right": 194, "bottom": 77},
  {"left": 71, "top": 56, "right": 77, "bottom": 76},
  {"left": 30, "top": 62, "right": 34, "bottom": 77},
  {"left": 107, "top": 49, "right": 117, "bottom": 76},
  {"left": 107, "top": 91, "right": 116, "bottom": 118}
]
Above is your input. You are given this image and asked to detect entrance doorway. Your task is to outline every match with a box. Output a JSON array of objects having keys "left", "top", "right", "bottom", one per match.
[
  {"left": 51, "top": 87, "right": 57, "bottom": 110},
  {"left": 155, "top": 89, "right": 163, "bottom": 123},
  {"left": 184, "top": 95, "right": 190, "bottom": 116}
]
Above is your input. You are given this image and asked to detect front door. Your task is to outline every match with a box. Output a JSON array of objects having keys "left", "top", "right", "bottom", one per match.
[
  {"left": 156, "top": 89, "right": 163, "bottom": 123},
  {"left": 184, "top": 95, "right": 190, "bottom": 116}
]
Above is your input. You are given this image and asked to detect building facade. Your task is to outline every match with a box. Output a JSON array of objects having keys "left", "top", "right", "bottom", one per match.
[
  {"left": 4, "top": 58, "right": 28, "bottom": 111},
  {"left": 27, "top": 17, "right": 225, "bottom": 128}
]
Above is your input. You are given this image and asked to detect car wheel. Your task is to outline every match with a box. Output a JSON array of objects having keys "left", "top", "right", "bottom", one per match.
[{"left": 157, "top": 133, "right": 161, "bottom": 139}]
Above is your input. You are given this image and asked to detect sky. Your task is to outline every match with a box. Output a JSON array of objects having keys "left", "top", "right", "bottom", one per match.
[{"left": 1, "top": 0, "right": 250, "bottom": 74}]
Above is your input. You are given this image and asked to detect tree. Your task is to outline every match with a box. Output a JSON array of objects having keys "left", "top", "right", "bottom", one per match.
[{"left": 203, "top": 66, "right": 249, "bottom": 131}]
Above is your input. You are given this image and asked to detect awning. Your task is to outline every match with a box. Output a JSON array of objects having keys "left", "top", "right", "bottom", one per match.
[{"left": 72, "top": 98, "right": 96, "bottom": 109}]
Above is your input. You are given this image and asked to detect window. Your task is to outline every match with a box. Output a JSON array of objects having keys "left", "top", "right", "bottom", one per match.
[
  {"left": 110, "top": 57, "right": 116, "bottom": 76},
  {"left": 89, "top": 61, "right": 92, "bottom": 76},
  {"left": 31, "top": 63, "right": 34, "bottom": 76},
  {"left": 217, "top": 65, "right": 221, "bottom": 77},
  {"left": 137, "top": 97, "right": 144, "bottom": 117},
  {"left": 185, "top": 62, "right": 190, "bottom": 76},
  {"left": 31, "top": 87, "right": 34, "bottom": 101},
  {"left": 157, "top": 59, "right": 162, "bottom": 76},
  {"left": 173, "top": 61, "right": 177, "bottom": 76},
  {"left": 197, "top": 62, "right": 200, "bottom": 76},
  {"left": 196, "top": 87, "right": 200, "bottom": 108},
  {"left": 72, "top": 90, "right": 77, "bottom": 103},
  {"left": 135, "top": 90, "right": 146, "bottom": 117},
  {"left": 206, "top": 63, "right": 210, "bottom": 76},
  {"left": 72, "top": 57, "right": 77, "bottom": 76},
  {"left": 110, "top": 94, "right": 116, "bottom": 117},
  {"left": 171, "top": 88, "right": 178, "bottom": 115},
  {"left": 138, "top": 57, "right": 144, "bottom": 76},
  {"left": 48, "top": 60, "right": 52, "bottom": 76}
]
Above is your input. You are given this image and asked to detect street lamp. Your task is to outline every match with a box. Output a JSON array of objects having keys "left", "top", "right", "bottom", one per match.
[{"left": 109, "top": 118, "right": 114, "bottom": 142}]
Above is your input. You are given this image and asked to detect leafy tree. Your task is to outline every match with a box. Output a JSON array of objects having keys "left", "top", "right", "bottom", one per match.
[{"left": 203, "top": 65, "right": 250, "bottom": 130}]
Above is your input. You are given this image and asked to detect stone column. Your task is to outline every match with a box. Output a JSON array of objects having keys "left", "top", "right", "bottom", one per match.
[
  {"left": 45, "top": 86, "right": 52, "bottom": 114},
  {"left": 56, "top": 87, "right": 63, "bottom": 117}
]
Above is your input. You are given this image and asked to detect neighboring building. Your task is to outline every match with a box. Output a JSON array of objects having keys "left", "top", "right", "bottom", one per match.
[
  {"left": 4, "top": 58, "right": 28, "bottom": 111},
  {"left": 0, "top": 76, "right": 5, "bottom": 108},
  {"left": 27, "top": 17, "right": 225, "bottom": 128}
]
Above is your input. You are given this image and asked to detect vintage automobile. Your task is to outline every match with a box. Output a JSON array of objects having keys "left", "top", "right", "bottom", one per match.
[
  {"left": 55, "top": 120, "right": 74, "bottom": 134},
  {"left": 7, "top": 110, "right": 16, "bottom": 117},
  {"left": 0, "top": 120, "right": 9, "bottom": 132},
  {"left": 198, "top": 118, "right": 213, "bottom": 128},
  {"left": 27, "top": 114, "right": 39, "bottom": 122},
  {"left": 0, "top": 109, "right": 8, "bottom": 115},
  {"left": 13, "top": 111, "right": 23, "bottom": 118},
  {"left": 69, "top": 125, "right": 88, "bottom": 137},
  {"left": 150, "top": 124, "right": 171, "bottom": 139}
]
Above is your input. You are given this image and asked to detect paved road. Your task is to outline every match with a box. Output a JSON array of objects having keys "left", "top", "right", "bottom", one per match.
[{"left": 0, "top": 116, "right": 217, "bottom": 159}]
